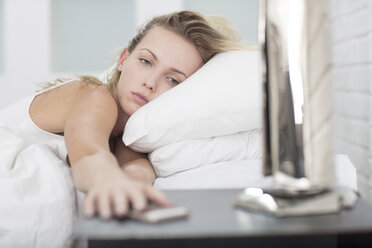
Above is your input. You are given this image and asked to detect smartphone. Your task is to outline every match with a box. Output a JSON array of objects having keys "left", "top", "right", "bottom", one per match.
[{"left": 128, "top": 206, "right": 189, "bottom": 223}]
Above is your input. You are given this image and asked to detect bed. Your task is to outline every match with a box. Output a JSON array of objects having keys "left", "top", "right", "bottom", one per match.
[{"left": 0, "top": 50, "right": 358, "bottom": 248}]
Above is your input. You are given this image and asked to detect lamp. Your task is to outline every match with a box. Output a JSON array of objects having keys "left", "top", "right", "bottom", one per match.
[{"left": 235, "top": 0, "right": 358, "bottom": 216}]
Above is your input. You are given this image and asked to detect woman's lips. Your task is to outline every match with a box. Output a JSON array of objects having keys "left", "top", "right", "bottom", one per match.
[{"left": 132, "top": 92, "right": 149, "bottom": 105}]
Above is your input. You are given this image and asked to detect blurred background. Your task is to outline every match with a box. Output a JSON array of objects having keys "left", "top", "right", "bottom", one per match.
[{"left": 0, "top": 0, "right": 258, "bottom": 109}]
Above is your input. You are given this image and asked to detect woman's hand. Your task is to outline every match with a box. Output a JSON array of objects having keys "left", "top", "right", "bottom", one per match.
[
  {"left": 83, "top": 172, "right": 172, "bottom": 219},
  {"left": 59, "top": 84, "right": 172, "bottom": 219}
]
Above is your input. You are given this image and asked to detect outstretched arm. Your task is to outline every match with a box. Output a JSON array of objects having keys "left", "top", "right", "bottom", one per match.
[
  {"left": 115, "top": 140, "right": 156, "bottom": 185},
  {"left": 64, "top": 85, "right": 171, "bottom": 219}
]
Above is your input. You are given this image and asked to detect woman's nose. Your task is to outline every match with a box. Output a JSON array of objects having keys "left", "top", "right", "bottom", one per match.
[{"left": 144, "top": 80, "right": 156, "bottom": 91}]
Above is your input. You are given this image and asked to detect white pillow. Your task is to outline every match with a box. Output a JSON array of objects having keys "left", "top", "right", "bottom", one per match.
[
  {"left": 123, "top": 50, "right": 263, "bottom": 152},
  {"left": 153, "top": 155, "right": 357, "bottom": 190},
  {"left": 150, "top": 128, "right": 263, "bottom": 177},
  {"left": 153, "top": 158, "right": 264, "bottom": 190}
]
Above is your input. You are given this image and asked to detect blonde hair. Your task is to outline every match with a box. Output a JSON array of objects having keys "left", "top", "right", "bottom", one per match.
[{"left": 42, "top": 11, "right": 248, "bottom": 93}]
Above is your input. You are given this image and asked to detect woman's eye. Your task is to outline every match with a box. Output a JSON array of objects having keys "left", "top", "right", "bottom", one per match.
[
  {"left": 140, "top": 58, "right": 151, "bottom": 66},
  {"left": 167, "top": 77, "right": 180, "bottom": 86}
]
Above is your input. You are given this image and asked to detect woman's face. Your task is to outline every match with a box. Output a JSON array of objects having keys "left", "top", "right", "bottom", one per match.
[{"left": 115, "top": 26, "right": 203, "bottom": 116}]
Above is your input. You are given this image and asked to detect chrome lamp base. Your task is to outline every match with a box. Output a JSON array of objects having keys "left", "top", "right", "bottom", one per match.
[{"left": 235, "top": 174, "right": 358, "bottom": 217}]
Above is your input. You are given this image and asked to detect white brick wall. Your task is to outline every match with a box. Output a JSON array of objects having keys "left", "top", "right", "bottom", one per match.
[{"left": 329, "top": 0, "right": 372, "bottom": 200}]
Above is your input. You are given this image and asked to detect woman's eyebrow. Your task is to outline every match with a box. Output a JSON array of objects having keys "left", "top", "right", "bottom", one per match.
[
  {"left": 140, "top": 48, "right": 158, "bottom": 60},
  {"left": 140, "top": 48, "right": 187, "bottom": 78}
]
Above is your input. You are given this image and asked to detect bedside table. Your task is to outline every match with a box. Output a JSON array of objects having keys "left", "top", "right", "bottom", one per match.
[{"left": 74, "top": 189, "right": 372, "bottom": 248}]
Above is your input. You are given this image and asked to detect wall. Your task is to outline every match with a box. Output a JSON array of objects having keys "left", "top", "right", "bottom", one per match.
[
  {"left": 0, "top": 0, "right": 182, "bottom": 110},
  {"left": 0, "top": 0, "right": 51, "bottom": 110},
  {"left": 0, "top": 0, "right": 3, "bottom": 73},
  {"left": 329, "top": 0, "right": 372, "bottom": 200},
  {"left": 0, "top": 0, "right": 258, "bottom": 110}
]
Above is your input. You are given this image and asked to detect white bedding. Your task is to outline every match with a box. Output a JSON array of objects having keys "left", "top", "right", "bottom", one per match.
[
  {"left": 0, "top": 118, "right": 357, "bottom": 248},
  {"left": 154, "top": 159, "right": 264, "bottom": 190},
  {"left": 0, "top": 124, "right": 76, "bottom": 248},
  {"left": 123, "top": 50, "right": 263, "bottom": 152},
  {"left": 150, "top": 128, "right": 263, "bottom": 177},
  {"left": 154, "top": 154, "right": 358, "bottom": 191}
]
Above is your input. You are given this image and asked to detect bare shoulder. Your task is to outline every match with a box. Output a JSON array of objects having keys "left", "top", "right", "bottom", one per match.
[{"left": 30, "top": 80, "right": 116, "bottom": 134}]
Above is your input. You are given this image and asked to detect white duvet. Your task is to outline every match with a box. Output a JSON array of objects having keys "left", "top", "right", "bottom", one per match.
[
  {"left": 0, "top": 124, "right": 76, "bottom": 248},
  {"left": 0, "top": 121, "right": 358, "bottom": 248}
]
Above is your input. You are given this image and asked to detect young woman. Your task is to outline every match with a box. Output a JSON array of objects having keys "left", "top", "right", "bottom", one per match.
[{"left": 28, "top": 11, "right": 244, "bottom": 219}]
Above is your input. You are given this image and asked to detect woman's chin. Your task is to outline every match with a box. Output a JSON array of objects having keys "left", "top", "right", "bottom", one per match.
[{"left": 126, "top": 105, "right": 141, "bottom": 116}]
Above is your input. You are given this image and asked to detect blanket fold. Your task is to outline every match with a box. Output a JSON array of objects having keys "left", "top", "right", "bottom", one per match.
[{"left": 0, "top": 124, "right": 76, "bottom": 248}]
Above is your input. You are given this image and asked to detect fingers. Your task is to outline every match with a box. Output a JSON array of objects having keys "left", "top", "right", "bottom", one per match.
[
  {"left": 83, "top": 191, "right": 96, "bottom": 218},
  {"left": 112, "top": 190, "right": 128, "bottom": 217},
  {"left": 144, "top": 186, "right": 173, "bottom": 207},
  {"left": 97, "top": 192, "right": 111, "bottom": 219},
  {"left": 84, "top": 190, "right": 113, "bottom": 220},
  {"left": 84, "top": 190, "right": 128, "bottom": 219},
  {"left": 127, "top": 189, "right": 147, "bottom": 211},
  {"left": 83, "top": 182, "right": 172, "bottom": 220}
]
